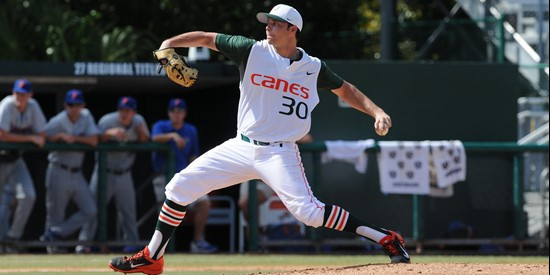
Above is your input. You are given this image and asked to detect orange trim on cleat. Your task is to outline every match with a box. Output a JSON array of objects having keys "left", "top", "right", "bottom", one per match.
[
  {"left": 379, "top": 230, "right": 411, "bottom": 264},
  {"left": 108, "top": 246, "right": 164, "bottom": 274}
]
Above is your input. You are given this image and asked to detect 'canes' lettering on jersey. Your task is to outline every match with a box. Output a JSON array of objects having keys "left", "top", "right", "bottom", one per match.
[
  {"left": 239, "top": 40, "right": 321, "bottom": 142},
  {"left": 250, "top": 74, "right": 310, "bottom": 99}
]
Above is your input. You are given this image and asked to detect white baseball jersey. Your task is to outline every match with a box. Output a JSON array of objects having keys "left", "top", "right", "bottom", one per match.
[
  {"left": 163, "top": 34, "right": 345, "bottom": 229},
  {"left": 239, "top": 40, "right": 321, "bottom": 142}
]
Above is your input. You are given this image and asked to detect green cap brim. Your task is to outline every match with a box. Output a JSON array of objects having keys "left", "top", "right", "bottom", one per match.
[{"left": 257, "top": 12, "right": 288, "bottom": 24}]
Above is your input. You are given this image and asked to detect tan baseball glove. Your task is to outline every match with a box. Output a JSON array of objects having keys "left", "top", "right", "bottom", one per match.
[{"left": 153, "top": 48, "right": 198, "bottom": 87}]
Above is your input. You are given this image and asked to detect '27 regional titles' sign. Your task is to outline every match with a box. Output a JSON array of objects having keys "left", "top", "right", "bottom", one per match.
[{"left": 73, "top": 62, "right": 165, "bottom": 77}]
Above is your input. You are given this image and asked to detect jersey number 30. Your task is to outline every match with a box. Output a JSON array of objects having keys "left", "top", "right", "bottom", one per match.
[{"left": 279, "top": 96, "right": 308, "bottom": 119}]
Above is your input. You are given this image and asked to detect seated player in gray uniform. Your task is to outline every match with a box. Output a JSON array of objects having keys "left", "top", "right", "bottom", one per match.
[
  {"left": 0, "top": 79, "right": 46, "bottom": 252},
  {"left": 40, "top": 89, "right": 99, "bottom": 254},
  {"left": 77, "top": 96, "right": 150, "bottom": 254}
]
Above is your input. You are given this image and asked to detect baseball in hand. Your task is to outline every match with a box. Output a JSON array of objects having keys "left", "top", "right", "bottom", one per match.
[{"left": 376, "top": 124, "right": 389, "bottom": 136}]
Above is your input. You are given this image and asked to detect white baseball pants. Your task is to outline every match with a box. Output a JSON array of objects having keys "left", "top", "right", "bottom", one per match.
[{"left": 165, "top": 137, "right": 326, "bottom": 228}]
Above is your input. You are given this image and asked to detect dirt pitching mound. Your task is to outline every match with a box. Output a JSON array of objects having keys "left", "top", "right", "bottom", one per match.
[{"left": 266, "top": 263, "right": 549, "bottom": 275}]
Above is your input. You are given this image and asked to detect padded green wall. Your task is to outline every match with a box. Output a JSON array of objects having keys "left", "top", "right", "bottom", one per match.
[{"left": 311, "top": 62, "right": 519, "bottom": 141}]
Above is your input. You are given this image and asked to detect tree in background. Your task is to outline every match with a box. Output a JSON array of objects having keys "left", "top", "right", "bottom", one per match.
[
  {"left": 0, "top": 0, "right": 155, "bottom": 61},
  {"left": 0, "top": 0, "right": 473, "bottom": 62}
]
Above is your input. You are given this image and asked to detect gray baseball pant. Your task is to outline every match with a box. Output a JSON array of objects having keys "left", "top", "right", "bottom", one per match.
[
  {"left": 79, "top": 165, "right": 139, "bottom": 242},
  {"left": 0, "top": 158, "right": 36, "bottom": 240},
  {"left": 45, "top": 163, "right": 97, "bottom": 237}
]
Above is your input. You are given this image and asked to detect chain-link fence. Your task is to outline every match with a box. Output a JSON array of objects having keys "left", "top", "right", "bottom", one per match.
[{"left": 494, "top": 0, "right": 548, "bottom": 62}]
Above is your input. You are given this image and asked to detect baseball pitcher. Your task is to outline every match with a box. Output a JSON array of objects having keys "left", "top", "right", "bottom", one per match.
[{"left": 110, "top": 4, "right": 408, "bottom": 274}]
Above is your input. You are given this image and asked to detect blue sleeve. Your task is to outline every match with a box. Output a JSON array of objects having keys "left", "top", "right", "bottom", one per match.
[
  {"left": 151, "top": 121, "right": 167, "bottom": 172},
  {"left": 152, "top": 121, "right": 165, "bottom": 136}
]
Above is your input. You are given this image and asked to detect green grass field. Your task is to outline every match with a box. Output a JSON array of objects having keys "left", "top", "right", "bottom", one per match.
[{"left": 0, "top": 254, "right": 547, "bottom": 275}]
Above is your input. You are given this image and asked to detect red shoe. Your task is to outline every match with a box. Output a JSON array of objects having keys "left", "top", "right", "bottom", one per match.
[
  {"left": 379, "top": 230, "right": 411, "bottom": 263},
  {"left": 109, "top": 246, "right": 164, "bottom": 274}
]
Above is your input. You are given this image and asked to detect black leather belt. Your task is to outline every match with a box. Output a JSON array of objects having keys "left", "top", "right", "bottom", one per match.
[
  {"left": 107, "top": 168, "right": 132, "bottom": 175},
  {"left": 240, "top": 134, "right": 282, "bottom": 147},
  {"left": 55, "top": 163, "right": 81, "bottom": 173},
  {"left": 0, "top": 150, "right": 21, "bottom": 163}
]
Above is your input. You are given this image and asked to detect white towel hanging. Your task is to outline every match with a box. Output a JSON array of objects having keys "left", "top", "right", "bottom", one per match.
[
  {"left": 321, "top": 139, "right": 375, "bottom": 174},
  {"left": 430, "top": 140, "right": 467, "bottom": 188},
  {"left": 377, "top": 141, "right": 430, "bottom": 195}
]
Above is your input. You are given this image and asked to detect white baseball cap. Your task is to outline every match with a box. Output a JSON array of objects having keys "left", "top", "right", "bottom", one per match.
[{"left": 257, "top": 4, "right": 303, "bottom": 31}]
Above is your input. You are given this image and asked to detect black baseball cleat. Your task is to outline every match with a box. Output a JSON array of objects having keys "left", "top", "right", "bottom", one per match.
[
  {"left": 2, "top": 235, "right": 21, "bottom": 254},
  {"left": 379, "top": 230, "right": 411, "bottom": 263},
  {"left": 109, "top": 246, "right": 164, "bottom": 274}
]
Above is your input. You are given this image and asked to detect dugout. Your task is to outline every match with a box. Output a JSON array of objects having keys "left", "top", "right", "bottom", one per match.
[
  {"left": 0, "top": 60, "right": 242, "bottom": 251},
  {"left": 1, "top": 60, "right": 532, "bottom": 252}
]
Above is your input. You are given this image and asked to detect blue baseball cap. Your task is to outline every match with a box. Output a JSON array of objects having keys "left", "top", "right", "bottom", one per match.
[
  {"left": 65, "top": 89, "right": 85, "bottom": 104},
  {"left": 13, "top": 79, "right": 32, "bottom": 94},
  {"left": 118, "top": 96, "right": 137, "bottom": 110},
  {"left": 168, "top": 98, "right": 187, "bottom": 111}
]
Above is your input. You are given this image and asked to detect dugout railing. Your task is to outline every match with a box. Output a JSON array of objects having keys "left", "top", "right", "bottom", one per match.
[
  {"left": 0, "top": 141, "right": 174, "bottom": 250},
  {"left": 243, "top": 142, "right": 549, "bottom": 254},
  {"left": 1, "top": 141, "right": 548, "bottom": 253}
]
